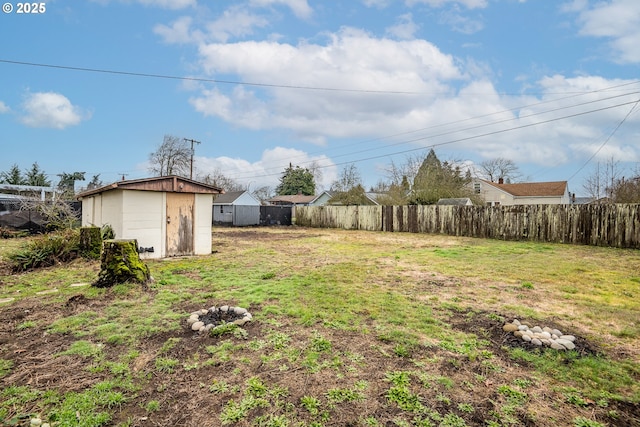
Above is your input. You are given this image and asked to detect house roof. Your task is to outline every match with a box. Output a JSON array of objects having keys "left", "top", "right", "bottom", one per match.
[
  {"left": 213, "top": 190, "right": 247, "bottom": 204},
  {"left": 77, "top": 175, "right": 223, "bottom": 199},
  {"left": 481, "top": 180, "right": 568, "bottom": 197},
  {"left": 436, "top": 198, "right": 472, "bottom": 206},
  {"left": 268, "top": 194, "right": 316, "bottom": 204}
]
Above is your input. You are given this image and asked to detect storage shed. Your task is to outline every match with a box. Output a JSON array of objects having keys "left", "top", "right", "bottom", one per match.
[
  {"left": 77, "top": 176, "right": 223, "bottom": 259},
  {"left": 213, "top": 190, "right": 261, "bottom": 226}
]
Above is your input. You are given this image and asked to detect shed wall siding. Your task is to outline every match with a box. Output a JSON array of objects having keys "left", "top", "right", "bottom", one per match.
[
  {"left": 194, "top": 194, "right": 213, "bottom": 255},
  {"left": 101, "top": 191, "right": 124, "bottom": 238},
  {"left": 122, "top": 191, "right": 165, "bottom": 259}
]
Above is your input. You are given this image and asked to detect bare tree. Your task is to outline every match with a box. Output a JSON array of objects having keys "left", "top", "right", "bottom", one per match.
[
  {"left": 307, "top": 160, "right": 324, "bottom": 192},
  {"left": 252, "top": 186, "right": 273, "bottom": 204},
  {"left": 582, "top": 157, "right": 623, "bottom": 201},
  {"left": 478, "top": 158, "right": 522, "bottom": 183},
  {"left": 148, "top": 135, "right": 191, "bottom": 177},
  {"left": 384, "top": 153, "right": 423, "bottom": 188},
  {"left": 330, "top": 164, "right": 362, "bottom": 192},
  {"left": 198, "top": 169, "right": 243, "bottom": 192}
]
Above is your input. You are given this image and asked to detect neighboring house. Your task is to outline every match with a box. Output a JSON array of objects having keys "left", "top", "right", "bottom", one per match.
[
  {"left": 213, "top": 190, "right": 261, "bottom": 226},
  {"left": 308, "top": 191, "right": 334, "bottom": 206},
  {"left": 472, "top": 179, "right": 571, "bottom": 206},
  {"left": 77, "top": 176, "right": 223, "bottom": 259},
  {"left": 436, "top": 198, "right": 473, "bottom": 206}
]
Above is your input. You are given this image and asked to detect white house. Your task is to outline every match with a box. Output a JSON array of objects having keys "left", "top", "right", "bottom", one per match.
[
  {"left": 77, "top": 176, "right": 223, "bottom": 259},
  {"left": 473, "top": 179, "right": 571, "bottom": 206}
]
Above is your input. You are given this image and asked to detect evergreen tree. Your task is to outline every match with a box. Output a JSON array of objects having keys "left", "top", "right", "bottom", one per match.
[
  {"left": 24, "top": 162, "right": 51, "bottom": 186},
  {"left": 0, "top": 164, "right": 25, "bottom": 185},
  {"left": 57, "top": 172, "right": 86, "bottom": 199},
  {"left": 410, "top": 149, "right": 473, "bottom": 205},
  {"left": 275, "top": 164, "right": 315, "bottom": 196}
]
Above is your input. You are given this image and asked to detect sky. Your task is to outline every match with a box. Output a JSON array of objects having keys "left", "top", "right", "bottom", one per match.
[{"left": 1, "top": 0, "right": 639, "bottom": 196}]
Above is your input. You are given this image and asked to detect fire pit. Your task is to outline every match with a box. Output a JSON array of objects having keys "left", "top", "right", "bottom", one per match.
[{"left": 187, "top": 305, "right": 252, "bottom": 332}]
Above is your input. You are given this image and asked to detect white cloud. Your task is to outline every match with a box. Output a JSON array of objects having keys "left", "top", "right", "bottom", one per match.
[
  {"left": 249, "top": 0, "right": 313, "bottom": 19},
  {"left": 20, "top": 92, "right": 90, "bottom": 129},
  {"left": 206, "top": 5, "right": 270, "bottom": 42},
  {"left": 570, "top": 0, "right": 640, "bottom": 63},
  {"left": 191, "top": 27, "right": 464, "bottom": 143},
  {"left": 0, "top": 101, "right": 9, "bottom": 113},
  {"left": 154, "top": 16, "right": 203, "bottom": 44},
  {"left": 195, "top": 146, "right": 336, "bottom": 189},
  {"left": 385, "top": 13, "right": 419, "bottom": 40}
]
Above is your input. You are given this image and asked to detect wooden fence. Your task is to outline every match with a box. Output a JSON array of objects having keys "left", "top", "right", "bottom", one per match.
[{"left": 295, "top": 204, "right": 640, "bottom": 249}]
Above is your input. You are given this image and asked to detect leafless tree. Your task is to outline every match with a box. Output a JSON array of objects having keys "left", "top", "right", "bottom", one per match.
[
  {"left": 197, "top": 169, "right": 243, "bottom": 192},
  {"left": 478, "top": 157, "right": 522, "bottom": 183},
  {"left": 307, "top": 161, "right": 324, "bottom": 192},
  {"left": 582, "top": 157, "right": 623, "bottom": 201},
  {"left": 331, "top": 164, "right": 362, "bottom": 192},
  {"left": 148, "top": 135, "right": 191, "bottom": 177},
  {"left": 384, "top": 153, "right": 424, "bottom": 188}
]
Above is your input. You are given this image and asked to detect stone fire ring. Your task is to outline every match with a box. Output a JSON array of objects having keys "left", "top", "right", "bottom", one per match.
[{"left": 187, "top": 305, "right": 252, "bottom": 333}]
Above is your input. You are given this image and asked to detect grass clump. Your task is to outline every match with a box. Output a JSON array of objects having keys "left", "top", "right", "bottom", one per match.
[{"left": 6, "top": 229, "right": 80, "bottom": 271}]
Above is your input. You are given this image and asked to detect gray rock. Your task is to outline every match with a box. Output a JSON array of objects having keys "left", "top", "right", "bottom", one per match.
[
  {"left": 512, "top": 319, "right": 521, "bottom": 326},
  {"left": 522, "top": 335, "right": 532, "bottom": 342},
  {"left": 233, "top": 318, "right": 248, "bottom": 326},
  {"left": 556, "top": 339, "right": 576, "bottom": 350},
  {"left": 540, "top": 331, "right": 551, "bottom": 339},
  {"left": 551, "top": 329, "right": 563, "bottom": 337},
  {"left": 219, "top": 305, "right": 229, "bottom": 312},
  {"left": 234, "top": 307, "right": 248, "bottom": 315},
  {"left": 543, "top": 326, "right": 553, "bottom": 333},
  {"left": 559, "top": 335, "right": 575, "bottom": 342},
  {"left": 518, "top": 325, "right": 529, "bottom": 331},
  {"left": 531, "top": 338, "right": 542, "bottom": 346},
  {"left": 550, "top": 342, "right": 566, "bottom": 350},
  {"left": 191, "top": 321, "right": 204, "bottom": 331},
  {"left": 199, "top": 309, "right": 208, "bottom": 315},
  {"left": 532, "top": 326, "right": 543, "bottom": 333}
]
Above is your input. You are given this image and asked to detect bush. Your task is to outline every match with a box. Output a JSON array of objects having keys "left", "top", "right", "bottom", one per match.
[{"left": 7, "top": 229, "right": 80, "bottom": 271}]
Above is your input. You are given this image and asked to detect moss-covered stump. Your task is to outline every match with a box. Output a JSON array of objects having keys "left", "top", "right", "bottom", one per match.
[
  {"left": 93, "top": 239, "right": 150, "bottom": 288},
  {"left": 79, "top": 226, "right": 102, "bottom": 259}
]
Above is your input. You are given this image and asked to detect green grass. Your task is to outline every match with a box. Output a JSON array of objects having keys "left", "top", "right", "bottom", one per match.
[{"left": 1, "top": 227, "right": 639, "bottom": 426}]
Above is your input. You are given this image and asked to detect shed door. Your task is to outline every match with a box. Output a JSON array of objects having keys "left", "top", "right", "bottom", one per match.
[{"left": 166, "top": 192, "right": 194, "bottom": 256}]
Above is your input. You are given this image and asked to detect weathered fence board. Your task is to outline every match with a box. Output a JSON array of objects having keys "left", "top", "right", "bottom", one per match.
[{"left": 295, "top": 204, "right": 640, "bottom": 249}]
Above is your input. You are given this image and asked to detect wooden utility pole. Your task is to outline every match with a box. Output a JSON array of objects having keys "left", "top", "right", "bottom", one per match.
[{"left": 183, "top": 138, "right": 201, "bottom": 180}]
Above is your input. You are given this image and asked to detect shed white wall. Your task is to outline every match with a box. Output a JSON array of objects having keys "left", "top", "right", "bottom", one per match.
[
  {"left": 101, "top": 191, "right": 124, "bottom": 238},
  {"left": 121, "top": 191, "right": 166, "bottom": 259},
  {"left": 194, "top": 193, "right": 213, "bottom": 255},
  {"left": 81, "top": 194, "right": 102, "bottom": 227}
]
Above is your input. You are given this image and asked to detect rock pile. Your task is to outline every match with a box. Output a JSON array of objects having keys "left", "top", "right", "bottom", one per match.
[
  {"left": 187, "top": 305, "right": 252, "bottom": 333},
  {"left": 503, "top": 319, "right": 576, "bottom": 350}
]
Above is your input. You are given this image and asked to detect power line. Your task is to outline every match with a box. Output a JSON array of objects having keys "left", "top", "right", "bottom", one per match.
[
  {"left": 0, "top": 59, "right": 428, "bottom": 95},
  {"left": 225, "top": 95, "right": 640, "bottom": 181},
  {"left": 566, "top": 99, "right": 640, "bottom": 182},
  {"left": 2, "top": 58, "right": 639, "bottom": 96}
]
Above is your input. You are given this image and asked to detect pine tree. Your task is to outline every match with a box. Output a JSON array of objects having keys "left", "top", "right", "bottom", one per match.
[{"left": 275, "top": 164, "right": 316, "bottom": 195}]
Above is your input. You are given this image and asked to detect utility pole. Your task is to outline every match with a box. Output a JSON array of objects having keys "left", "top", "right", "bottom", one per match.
[{"left": 183, "top": 138, "right": 201, "bottom": 180}]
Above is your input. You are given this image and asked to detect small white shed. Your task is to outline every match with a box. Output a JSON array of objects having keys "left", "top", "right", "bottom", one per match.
[{"left": 77, "top": 176, "right": 223, "bottom": 259}]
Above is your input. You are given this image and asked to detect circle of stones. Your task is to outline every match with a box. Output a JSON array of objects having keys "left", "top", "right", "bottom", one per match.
[
  {"left": 503, "top": 319, "right": 576, "bottom": 350},
  {"left": 187, "top": 305, "right": 252, "bottom": 333}
]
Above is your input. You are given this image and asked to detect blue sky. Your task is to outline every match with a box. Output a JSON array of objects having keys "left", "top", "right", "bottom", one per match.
[{"left": 1, "top": 0, "right": 639, "bottom": 195}]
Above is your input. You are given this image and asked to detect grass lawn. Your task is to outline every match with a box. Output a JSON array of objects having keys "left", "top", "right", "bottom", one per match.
[{"left": 1, "top": 226, "right": 639, "bottom": 426}]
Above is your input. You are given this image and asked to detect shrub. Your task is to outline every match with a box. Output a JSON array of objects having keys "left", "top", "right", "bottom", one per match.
[{"left": 7, "top": 229, "right": 80, "bottom": 271}]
